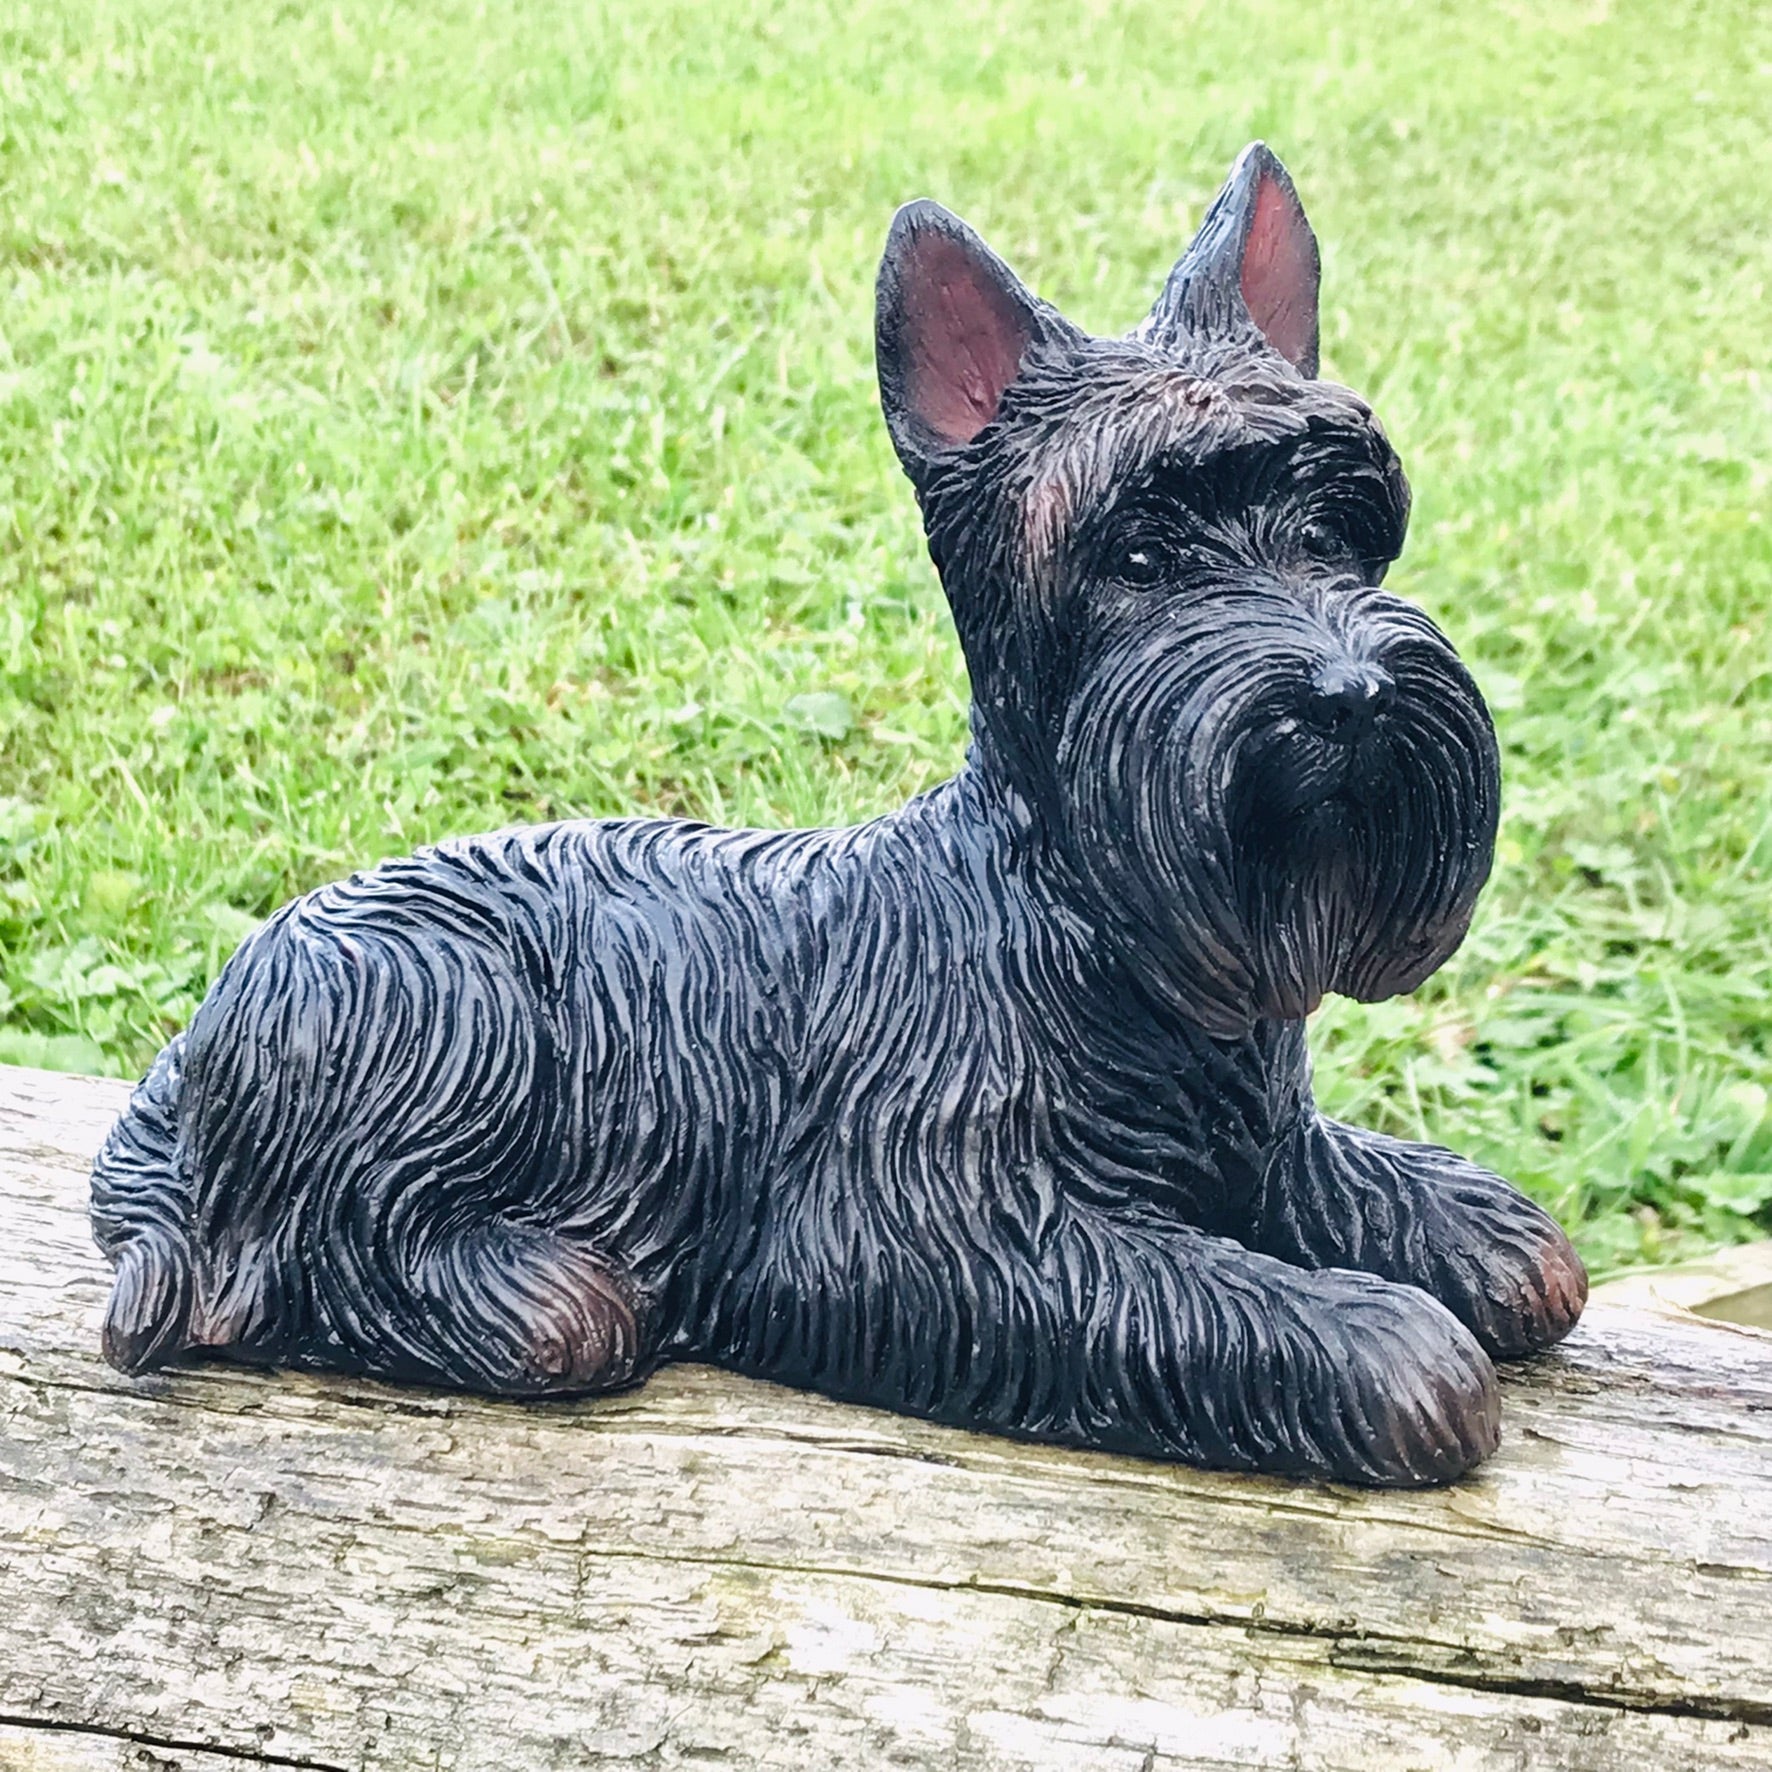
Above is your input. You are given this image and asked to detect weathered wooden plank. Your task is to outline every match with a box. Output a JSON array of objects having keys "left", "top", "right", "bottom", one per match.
[{"left": 1, "top": 1063, "right": 1769, "bottom": 1771}]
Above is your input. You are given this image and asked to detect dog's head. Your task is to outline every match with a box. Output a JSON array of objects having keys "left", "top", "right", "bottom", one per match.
[{"left": 876, "top": 144, "right": 1499, "bottom": 1036}]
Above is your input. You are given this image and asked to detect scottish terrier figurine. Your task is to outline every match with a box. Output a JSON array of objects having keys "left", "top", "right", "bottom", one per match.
[{"left": 93, "top": 144, "right": 1586, "bottom": 1487}]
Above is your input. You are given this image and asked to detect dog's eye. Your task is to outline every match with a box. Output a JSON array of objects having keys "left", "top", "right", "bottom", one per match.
[
  {"left": 1111, "top": 546, "right": 1166, "bottom": 588},
  {"left": 1296, "top": 519, "right": 1348, "bottom": 564}
]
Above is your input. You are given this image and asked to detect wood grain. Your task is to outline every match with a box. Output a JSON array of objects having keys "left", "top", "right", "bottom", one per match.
[{"left": 2, "top": 1063, "right": 1769, "bottom": 1771}]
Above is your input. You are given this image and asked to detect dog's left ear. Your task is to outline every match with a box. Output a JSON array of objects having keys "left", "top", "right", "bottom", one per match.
[
  {"left": 876, "top": 201, "right": 1068, "bottom": 485},
  {"left": 1140, "top": 143, "right": 1320, "bottom": 377}
]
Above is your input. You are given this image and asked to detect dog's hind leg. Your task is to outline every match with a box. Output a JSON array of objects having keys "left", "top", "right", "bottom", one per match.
[
  {"left": 1250, "top": 1116, "right": 1587, "bottom": 1360},
  {"left": 150, "top": 868, "right": 664, "bottom": 1400},
  {"left": 193, "top": 1207, "right": 656, "bottom": 1398},
  {"left": 187, "top": 1203, "right": 656, "bottom": 1399}
]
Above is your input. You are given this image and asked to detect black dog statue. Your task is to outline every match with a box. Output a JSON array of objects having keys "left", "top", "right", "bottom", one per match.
[{"left": 93, "top": 145, "right": 1585, "bottom": 1486}]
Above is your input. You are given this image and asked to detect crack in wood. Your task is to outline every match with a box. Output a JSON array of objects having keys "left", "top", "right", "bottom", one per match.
[
  {"left": 0, "top": 1712, "right": 348, "bottom": 1771},
  {"left": 1300, "top": 1659, "right": 1772, "bottom": 1731},
  {"left": 539, "top": 1540, "right": 1772, "bottom": 1728}
]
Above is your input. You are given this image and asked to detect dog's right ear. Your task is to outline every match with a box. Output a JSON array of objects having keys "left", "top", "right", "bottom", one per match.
[
  {"left": 876, "top": 202, "right": 1063, "bottom": 485},
  {"left": 1140, "top": 143, "right": 1321, "bottom": 376}
]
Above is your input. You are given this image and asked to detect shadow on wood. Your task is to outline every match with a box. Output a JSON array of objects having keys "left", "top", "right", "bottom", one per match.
[{"left": 2, "top": 1063, "right": 1769, "bottom": 1770}]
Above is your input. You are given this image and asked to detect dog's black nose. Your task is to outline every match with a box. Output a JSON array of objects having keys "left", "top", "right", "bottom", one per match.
[{"left": 1305, "top": 659, "right": 1394, "bottom": 739}]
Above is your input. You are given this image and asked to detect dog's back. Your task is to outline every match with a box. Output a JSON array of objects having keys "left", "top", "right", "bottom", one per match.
[{"left": 90, "top": 788, "right": 1040, "bottom": 1394}]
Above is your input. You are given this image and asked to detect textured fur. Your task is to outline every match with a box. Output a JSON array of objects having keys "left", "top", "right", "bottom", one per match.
[{"left": 92, "top": 144, "right": 1585, "bottom": 1486}]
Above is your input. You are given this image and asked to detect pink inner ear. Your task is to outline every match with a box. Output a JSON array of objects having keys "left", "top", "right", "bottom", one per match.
[
  {"left": 903, "top": 234, "right": 1034, "bottom": 446},
  {"left": 1240, "top": 174, "right": 1317, "bottom": 369}
]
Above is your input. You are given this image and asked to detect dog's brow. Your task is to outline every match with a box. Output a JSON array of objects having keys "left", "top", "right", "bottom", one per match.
[
  {"left": 1046, "top": 414, "right": 1408, "bottom": 577},
  {"left": 1022, "top": 472, "right": 1074, "bottom": 572},
  {"left": 1154, "top": 414, "right": 1400, "bottom": 506}
]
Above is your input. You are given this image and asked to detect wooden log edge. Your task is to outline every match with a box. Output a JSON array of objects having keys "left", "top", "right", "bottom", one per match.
[{"left": 2, "top": 1062, "right": 1770, "bottom": 1772}]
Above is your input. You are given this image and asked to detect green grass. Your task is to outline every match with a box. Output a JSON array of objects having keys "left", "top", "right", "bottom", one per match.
[{"left": 1, "top": 0, "right": 1768, "bottom": 1276}]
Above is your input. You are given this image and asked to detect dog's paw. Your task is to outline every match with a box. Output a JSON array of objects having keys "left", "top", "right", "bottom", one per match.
[
  {"left": 1438, "top": 1169, "right": 1594, "bottom": 1360},
  {"left": 1421, "top": 1164, "right": 1588, "bottom": 1360},
  {"left": 1263, "top": 1119, "right": 1588, "bottom": 1363},
  {"left": 1356, "top": 1144, "right": 1589, "bottom": 1361},
  {"left": 1267, "top": 1265, "right": 1502, "bottom": 1487},
  {"left": 419, "top": 1223, "right": 650, "bottom": 1397}
]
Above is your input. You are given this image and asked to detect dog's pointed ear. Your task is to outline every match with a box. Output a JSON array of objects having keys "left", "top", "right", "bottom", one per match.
[
  {"left": 876, "top": 201, "right": 1061, "bottom": 483},
  {"left": 1140, "top": 143, "right": 1320, "bottom": 377}
]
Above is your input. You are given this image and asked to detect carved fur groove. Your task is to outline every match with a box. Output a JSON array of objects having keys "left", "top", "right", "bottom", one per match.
[{"left": 90, "top": 144, "right": 1585, "bottom": 1487}]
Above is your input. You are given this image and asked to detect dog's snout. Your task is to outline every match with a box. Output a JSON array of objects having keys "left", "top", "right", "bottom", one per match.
[{"left": 1305, "top": 659, "right": 1394, "bottom": 738}]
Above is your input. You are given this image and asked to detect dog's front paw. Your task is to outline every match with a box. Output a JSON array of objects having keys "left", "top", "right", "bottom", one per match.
[
  {"left": 1270, "top": 1265, "right": 1501, "bottom": 1487},
  {"left": 1259, "top": 1118, "right": 1587, "bottom": 1361},
  {"left": 1415, "top": 1155, "right": 1588, "bottom": 1359}
]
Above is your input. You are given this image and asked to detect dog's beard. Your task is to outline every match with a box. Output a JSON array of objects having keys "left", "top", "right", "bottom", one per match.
[
  {"left": 1231, "top": 718, "right": 1496, "bottom": 1018},
  {"left": 1058, "top": 612, "right": 1499, "bottom": 1034}
]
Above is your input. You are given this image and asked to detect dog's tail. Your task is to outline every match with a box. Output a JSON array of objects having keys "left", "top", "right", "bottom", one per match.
[{"left": 89, "top": 1034, "right": 197, "bottom": 1373}]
